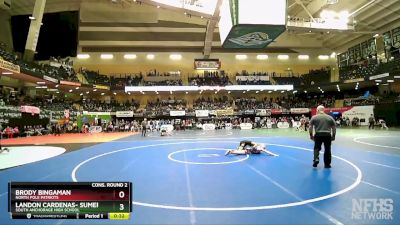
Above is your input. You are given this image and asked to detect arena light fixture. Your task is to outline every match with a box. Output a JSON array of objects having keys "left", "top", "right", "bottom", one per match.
[
  {"left": 278, "top": 55, "right": 289, "bottom": 60},
  {"left": 124, "top": 54, "right": 137, "bottom": 59},
  {"left": 373, "top": 34, "right": 379, "bottom": 38},
  {"left": 101, "top": 54, "right": 114, "bottom": 59},
  {"left": 93, "top": 89, "right": 97, "bottom": 92},
  {"left": 169, "top": 54, "right": 182, "bottom": 60},
  {"left": 387, "top": 80, "right": 394, "bottom": 83},
  {"left": 330, "top": 52, "right": 336, "bottom": 58},
  {"left": 293, "top": 90, "right": 298, "bottom": 94},
  {"left": 2, "top": 71, "right": 13, "bottom": 75},
  {"left": 318, "top": 55, "right": 329, "bottom": 60},
  {"left": 375, "top": 80, "right": 382, "bottom": 82},
  {"left": 298, "top": 55, "right": 309, "bottom": 60},
  {"left": 185, "top": 91, "right": 188, "bottom": 94},
  {"left": 101, "top": 93, "right": 105, "bottom": 95},
  {"left": 228, "top": 91, "right": 231, "bottom": 94},
  {"left": 80, "top": 93, "right": 83, "bottom": 96},
  {"left": 304, "top": 91, "right": 307, "bottom": 93},
  {"left": 268, "top": 91, "right": 272, "bottom": 93},
  {"left": 376, "top": 83, "right": 380, "bottom": 85},
  {"left": 56, "top": 91, "right": 60, "bottom": 94},
  {"left": 69, "top": 89, "right": 73, "bottom": 92},
  {"left": 256, "top": 54, "right": 268, "bottom": 60},
  {"left": 256, "top": 91, "right": 259, "bottom": 93},
  {"left": 77, "top": 54, "right": 90, "bottom": 59},
  {"left": 235, "top": 54, "right": 247, "bottom": 60},
  {"left": 75, "top": 87, "right": 80, "bottom": 90},
  {"left": 55, "top": 84, "right": 59, "bottom": 88},
  {"left": 86, "top": 91, "right": 90, "bottom": 94},
  {"left": 243, "top": 91, "right": 246, "bottom": 93},
  {"left": 147, "top": 54, "right": 155, "bottom": 60},
  {"left": 29, "top": 16, "right": 36, "bottom": 20}
]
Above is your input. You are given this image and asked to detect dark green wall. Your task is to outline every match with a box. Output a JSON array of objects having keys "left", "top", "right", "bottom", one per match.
[{"left": 374, "top": 103, "right": 400, "bottom": 126}]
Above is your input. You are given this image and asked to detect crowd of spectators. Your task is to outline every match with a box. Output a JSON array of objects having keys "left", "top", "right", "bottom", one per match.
[
  {"left": 144, "top": 80, "right": 182, "bottom": 86},
  {"left": 193, "top": 96, "right": 232, "bottom": 110},
  {"left": 145, "top": 98, "right": 187, "bottom": 114},
  {"left": 339, "top": 63, "right": 379, "bottom": 81},
  {"left": 189, "top": 71, "right": 230, "bottom": 86},
  {"left": 277, "top": 95, "right": 336, "bottom": 109},
  {"left": 339, "top": 57, "right": 400, "bottom": 81},
  {"left": 273, "top": 76, "right": 303, "bottom": 86},
  {"left": 81, "top": 99, "right": 139, "bottom": 112},
  {"left": 0, "top": 43, "right": 78, "bottom": 82},
  {"left": 302, "top": 67, "right": 331, "bottom": 85},
  {"left": 234, "top": 98, "right": 278, "bottom": 110}
]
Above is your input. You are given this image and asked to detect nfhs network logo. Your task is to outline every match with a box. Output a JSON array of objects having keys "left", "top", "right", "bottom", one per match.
[{"left": 352, "top": 198, "right": 394, "bottom": 220}]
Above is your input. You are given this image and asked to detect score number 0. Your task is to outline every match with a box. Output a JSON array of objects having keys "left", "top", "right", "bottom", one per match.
[{"left": 119, "top": 191, "right": 125, "bottom": 211}]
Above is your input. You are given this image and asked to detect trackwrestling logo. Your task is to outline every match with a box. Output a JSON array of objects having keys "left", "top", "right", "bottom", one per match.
[{"left": 352, "top": 198, "right": 393, "bottom": 220}]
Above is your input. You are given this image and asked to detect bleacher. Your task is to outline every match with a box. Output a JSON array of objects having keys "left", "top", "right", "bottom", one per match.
[
  {"left": 272, "top": 76, "right": 303, "bottom": 86},
  {"left": 301, "top": 68, "right": 331, "bottom": 85}
]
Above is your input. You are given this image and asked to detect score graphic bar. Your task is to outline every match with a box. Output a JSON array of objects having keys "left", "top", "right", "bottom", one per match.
[{"left": 9, "top": 182, "right": 132, "bottom": 220}]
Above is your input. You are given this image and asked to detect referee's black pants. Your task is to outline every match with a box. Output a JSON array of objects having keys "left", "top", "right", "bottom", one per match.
[
  {"left": 368, "top": 122, "right": 374, "bottom": 129},
  {"left": 313, "top": 134, "right": 332, "bottom": 166}
]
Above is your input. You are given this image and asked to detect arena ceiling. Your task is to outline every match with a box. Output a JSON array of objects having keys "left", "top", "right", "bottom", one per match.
[{"left": 10, "top": 0, "right": 400, "bottom": 55}]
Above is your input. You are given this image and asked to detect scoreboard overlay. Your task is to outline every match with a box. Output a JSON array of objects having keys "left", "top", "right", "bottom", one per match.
[{"left": 8, "top": 182, "right": 132, "bottom": 220}]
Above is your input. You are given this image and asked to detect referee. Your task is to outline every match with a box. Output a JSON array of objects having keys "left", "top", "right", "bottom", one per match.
[{"left": 309, "top": 105, "right": 336, "bottom": 168}]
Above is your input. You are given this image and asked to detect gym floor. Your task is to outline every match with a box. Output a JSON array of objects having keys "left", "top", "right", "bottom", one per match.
[{"left": 0, "top": 128, "right": 399, "bottom": 225}]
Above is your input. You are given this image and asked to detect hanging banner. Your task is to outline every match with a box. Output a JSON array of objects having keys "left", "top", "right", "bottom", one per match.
[
  {"left": 20, "top": 106, "right": 40, "bottom": 114},
  {"left": 290, "top": 108, "right": 310, "bottom": 114},
  {"left": 236, "top": 75, "right": 270, "bottom": 81},
  {"left": 93, "top": 84, "right": 110, "bottom": 90},
  {"left": 277, "top": 122, "right": 290, "bottom": 128},
  {"left": 256, "top": 109, "right": 272, "bottom": 116},
  {"left": 170, "top": 111, "right": 186, "bottom": 116},
  {"left": 202, "top": 123, "right": 216, "bottom": 130},
  {"left": 43, "top": 75, "right": 58, "bottom": 83},
  {"left": 216, "top": 109, "right": 234, "bottom": 116},
  {"left": 116, "top": 111, "right": 134, "bottom": 118},
  {"left": 311, "top": 106, "right": 374, "bottom": 126},
  {"left": 82, "top": 111, "right": 111, "bottom": 116},
  {"left": 89, "top": 126, "right": 102, "bottom": 133},
  {"left": 342, "top": 106, "right": 374, "bottom": 126},
  {"left": 271, "top": 109, "right": 282, "bottom": 115},
  {"left": 195, "top": 110, "right": 209, "bottom": 117},
  {"left": 240, "top": 123, "right": 253, "bottom": 130},
  {"left": 244, "top": 110, "right": 256, "bottom": 115},
  {"left": 311, "top": 106, "right": 353, "bottom": 116},
  {"left": 369, "top": 73, "right": 389, "bottom": 80},
  {"left": 60, "top": 80, "right": 81, "bottom": 86},
  {"left": 0, "top": 58, "right": 20, "bottom": 73}
]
